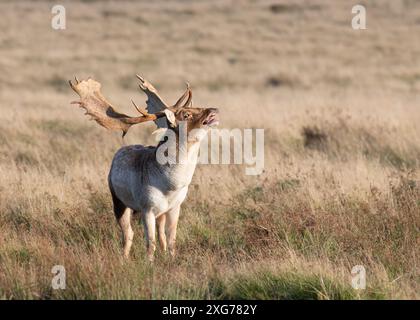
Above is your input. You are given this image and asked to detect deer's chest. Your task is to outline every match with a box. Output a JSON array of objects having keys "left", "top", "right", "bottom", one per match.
[{"left": 144, "top": 185, "right": 189, "bottom": 215}]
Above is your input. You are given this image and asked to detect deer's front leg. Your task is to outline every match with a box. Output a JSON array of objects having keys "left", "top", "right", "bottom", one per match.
[
  {"left": 156, "top": 213, "right": 167, "bottom": 252},
  {"left": 142, "top": 210, "right": 156, "bottom": 262},
  {"left": 166, "top": 205, "right": 180, "bottom": 258}
]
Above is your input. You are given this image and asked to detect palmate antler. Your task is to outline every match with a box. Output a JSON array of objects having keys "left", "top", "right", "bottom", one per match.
[
  {"left": 136, "top": 74, "right": 192, "bottom": 128},
  {"left": 69, "top": 77, "right": 167, "bottom": 137},
  {"left": 135, "top": 74, "right": 192, "bottom": 112},
  {"left": 69, "top": 75, "right": 193, "bottom": 136}
]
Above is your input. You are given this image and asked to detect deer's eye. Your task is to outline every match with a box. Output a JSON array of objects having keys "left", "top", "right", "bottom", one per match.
[{"left": 183, "top": 112, "right": 192, "bottom": 120}]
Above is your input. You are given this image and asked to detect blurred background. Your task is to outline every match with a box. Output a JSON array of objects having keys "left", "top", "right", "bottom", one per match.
[{"left": 0, "top": 0, "right": 418, "bottom": 299}]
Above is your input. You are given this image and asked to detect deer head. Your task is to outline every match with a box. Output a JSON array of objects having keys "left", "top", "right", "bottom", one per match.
[{"left": 69, "top": 75, "right": 219, "bottom": 138}]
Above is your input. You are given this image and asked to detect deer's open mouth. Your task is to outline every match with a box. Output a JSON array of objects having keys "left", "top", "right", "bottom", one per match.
[{"left": 202, "top": 111, "right": 219, "bottom": 127}]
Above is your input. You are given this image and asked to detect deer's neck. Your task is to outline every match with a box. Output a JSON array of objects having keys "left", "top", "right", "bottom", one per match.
[{"left": 153, "top": 137, "right": 201, "bottom": 190}]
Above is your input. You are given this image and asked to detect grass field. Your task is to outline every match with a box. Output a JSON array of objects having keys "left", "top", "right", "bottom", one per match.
[{"left": 0, "top": 0, "right": 419, "bottom": 299}]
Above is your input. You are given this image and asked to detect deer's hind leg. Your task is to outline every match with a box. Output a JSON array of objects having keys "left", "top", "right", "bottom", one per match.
[
  {"left": 166, "top": 205, "right": 180, "bottom": 258},
  {"left": 112, "top": 193, "right": 134, "bottom": 259},
  {"left": 119, "top": 208, "right": 134, "bottom": 259}
]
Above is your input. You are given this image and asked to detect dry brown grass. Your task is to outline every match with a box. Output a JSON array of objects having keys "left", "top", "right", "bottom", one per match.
[{"left": 0, "top": 0, "right": 419, "bottom": 299}]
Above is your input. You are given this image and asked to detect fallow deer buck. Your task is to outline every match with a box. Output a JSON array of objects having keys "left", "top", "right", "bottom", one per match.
[{"left": 69, "top": 76, "right": 219, "bottom": 261}]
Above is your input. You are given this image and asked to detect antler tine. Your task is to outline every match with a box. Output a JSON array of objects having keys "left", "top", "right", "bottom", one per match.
[
  {"left": 131, "top": 99, "right": 141, "bottom": 113},
  {"left": 172, "top": 82, "right": 191, "bottom": 109},
  {"left": 138, "top": 83, "right": 146, "bottom": 92},
  {"left": 69, "top": 79, "right": 75, "bottom": 90},
  {"left": 136, "top": 74, "right": 147, "bottom": 90},
  {"left": 131, "top": 99, "right": 148, "bottom": 116},
  {"left": 182, "top": 82, "right": 192, "bottom": 108}
]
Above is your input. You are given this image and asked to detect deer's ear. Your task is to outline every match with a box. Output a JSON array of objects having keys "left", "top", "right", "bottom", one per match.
[{"left": 164, "top": 109, "right": 177, "bottom": 127}]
